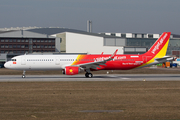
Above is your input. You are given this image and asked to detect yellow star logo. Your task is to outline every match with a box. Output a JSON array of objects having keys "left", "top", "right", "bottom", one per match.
[{"left": 69, "top": 69, "right": 73, "bottom": 73}]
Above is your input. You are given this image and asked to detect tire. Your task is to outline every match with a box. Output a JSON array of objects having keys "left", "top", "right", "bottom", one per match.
[
  {"left": 22, "top": 75, "right": 26, "bottom": 78},
  {"left": 88, "top": 73, "right": 93, "bottom": 78},
  {"left": 85, "top": 73, "right": 89, "bottom": 78}
]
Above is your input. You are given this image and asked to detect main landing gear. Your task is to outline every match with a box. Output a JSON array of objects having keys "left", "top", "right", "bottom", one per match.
[
  {"left": 22, "top": 70, "right": 26, "bottom": 78},
  {"left": 85, "top": 72, "right": 93, "bottom": 78}
]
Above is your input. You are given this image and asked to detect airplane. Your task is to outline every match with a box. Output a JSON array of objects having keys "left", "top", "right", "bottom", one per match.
[{"left": 4, "top": 32, "right": 173, "bottom": 78}]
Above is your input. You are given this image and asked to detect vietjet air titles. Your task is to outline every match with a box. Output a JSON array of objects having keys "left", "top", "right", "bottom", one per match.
[{"left": 4, "top": 32, "right": 172, "bottom": 78}]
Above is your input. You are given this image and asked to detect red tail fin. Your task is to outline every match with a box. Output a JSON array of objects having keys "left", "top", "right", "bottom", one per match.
[{"left": 144, "top": 32, "right": 171, "bottom": 57}]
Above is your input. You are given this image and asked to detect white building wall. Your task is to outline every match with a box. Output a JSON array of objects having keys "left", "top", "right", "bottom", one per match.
[
  {"left": 153, "top": 34, "right": 160, "bottom": 38},
  {"left": 66, "top": 32, "right": 123, "bottom": 54},
  {"left": 126, "top": 33, "right": 132, "bottom": 38}
]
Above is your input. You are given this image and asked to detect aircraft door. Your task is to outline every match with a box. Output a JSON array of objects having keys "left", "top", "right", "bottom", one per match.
[
  {"left": 21, "top": 56, "right": 26, "bottom": 65},
  {"left": 55, "top": 57, "right": 60, "bottom": 65},
  {"left": 143, "top": 56, "right": 151, "bottom": 63}
]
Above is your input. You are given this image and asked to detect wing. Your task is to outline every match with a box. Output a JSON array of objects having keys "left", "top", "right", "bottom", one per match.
[{"left": 72, "top": 49, "right": 118, "bottom": 70}]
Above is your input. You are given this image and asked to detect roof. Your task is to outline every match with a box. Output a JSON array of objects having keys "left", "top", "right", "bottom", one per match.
[
  {"left": 0, "top": 30, "right": 18, "bottom": 34},
  {"left": 27, "top": 27, "right": 121, "bottom": 38},
  {"left": 172, "top": 34, "right": 180, "bottom": 39}
]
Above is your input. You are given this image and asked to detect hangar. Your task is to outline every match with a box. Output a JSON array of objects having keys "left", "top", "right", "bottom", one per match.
[{"left": 0, "top": 27, "right": 125, "bottom": 54}]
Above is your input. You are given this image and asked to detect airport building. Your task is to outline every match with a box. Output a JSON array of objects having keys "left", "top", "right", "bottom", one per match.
[
  {"left": 102, "top": 32, "right": 180, "bottom": 56},
  {"left": 0, "top": 27, "right": 125, "bottom": 54},
  {"left": 0, "top": 27, "right": 180, "bottom": 67}
]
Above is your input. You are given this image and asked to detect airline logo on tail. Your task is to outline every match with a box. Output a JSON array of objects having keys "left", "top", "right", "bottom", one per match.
[
  {"left": 138, "top": 32, "right": 171, "bottom": 68},
  {"left": 145, "top": 32, "right": 171, "bottom": 57},
  {"left": 151, "top": 33, "right": 168, "bottom": 54}
]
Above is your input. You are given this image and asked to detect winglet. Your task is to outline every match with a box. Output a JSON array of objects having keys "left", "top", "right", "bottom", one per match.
[{"left": 110, "top": 49, "right": 118, "bottom": 59}]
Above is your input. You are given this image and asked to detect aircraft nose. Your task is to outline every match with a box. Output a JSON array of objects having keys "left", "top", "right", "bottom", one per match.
[{"left": 4, "top": 62, "right": 9, "bottom": 68}]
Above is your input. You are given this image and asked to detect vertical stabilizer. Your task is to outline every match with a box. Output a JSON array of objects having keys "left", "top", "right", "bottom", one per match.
[{"left": 144, "top": 32, "right": 171, "bottom": 58}]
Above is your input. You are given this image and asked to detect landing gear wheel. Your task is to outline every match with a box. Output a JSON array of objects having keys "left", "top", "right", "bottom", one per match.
[
  {"left": 22, "top": 75, "right": 26, "bottom": 78},
  {"left": 85, "top": 73, "right": 93, "bottom": 78},
  {"left": 88, "top": 73, "right": 93, "bottom": 78},
  {"left": 22, "top": 70, "right": 26, "bottom": 78},
  {"left": 85, "top": 73, "right": 89, "bottom": 78}
]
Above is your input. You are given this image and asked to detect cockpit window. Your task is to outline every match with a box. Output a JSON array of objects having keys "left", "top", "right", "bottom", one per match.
[{"left": 11, "top": 59, "right": 16, "bottom": 61}]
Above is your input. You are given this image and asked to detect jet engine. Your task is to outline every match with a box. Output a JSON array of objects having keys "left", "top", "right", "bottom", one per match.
[{"left": 63, "top": 66, "right": 80, "bottom": 75}]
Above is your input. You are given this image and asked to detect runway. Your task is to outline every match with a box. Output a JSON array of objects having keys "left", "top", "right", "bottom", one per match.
[{"left": 0, "top": 74, "right": 180, "bottom": 82}]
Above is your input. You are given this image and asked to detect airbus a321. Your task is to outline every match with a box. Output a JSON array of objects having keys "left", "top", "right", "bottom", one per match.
[{"left": 4, "top": 32, "right": 172, "bottom": 78}]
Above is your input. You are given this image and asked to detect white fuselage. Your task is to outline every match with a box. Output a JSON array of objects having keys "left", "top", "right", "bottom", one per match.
[{"left": 5, "top": 55, "right": 79, "bottom": 70}]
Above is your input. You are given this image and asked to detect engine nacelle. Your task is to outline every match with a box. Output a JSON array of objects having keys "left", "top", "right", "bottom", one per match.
[{"left": 64, "top": 66, "right": 80, "bottom": 75}]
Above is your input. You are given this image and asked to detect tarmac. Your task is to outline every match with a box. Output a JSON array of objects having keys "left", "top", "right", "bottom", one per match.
[{"left": 0, "top": 74, "right": 180, "bottom": 82}]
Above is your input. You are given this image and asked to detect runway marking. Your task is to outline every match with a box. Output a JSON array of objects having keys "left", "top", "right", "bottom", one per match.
[{"left": 121, "top": 78, "right": 130, "bottom": 79}]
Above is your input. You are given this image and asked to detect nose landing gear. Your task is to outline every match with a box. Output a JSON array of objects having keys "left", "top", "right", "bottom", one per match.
[{"left": 22, "top": 70, "right": 26, "bottom": 78}]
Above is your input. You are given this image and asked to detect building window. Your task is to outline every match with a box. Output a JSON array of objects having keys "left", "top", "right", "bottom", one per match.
[
  {"left": 45, "top": 40, "right": 48, "bottom": 42},
  {"left": 1, "top": 45, "right": 4, "bottom": 48},
  {"left": 37, "top": 45, "right": 40, "bottom": 48},
  {"left": 37, "top": 40, "right": 40, "bottom": 42},
  {"left": 25, "top": 40, "right": 28, "bottom": 42},
  {"left": 48, "top": 45, "right": 51, "bottom": 48},
  {"left": 13, "top": 45, "right": 16, "bottom": 48},
  {"left": 121, "top": 34, "right": 126, "bottom": 38},
  {"left": 21, "top": 45, "right": 25, "bottom": 48},
  {"left": 9, "top": 51, "right": 13, "bottom": 53},
  {"left": 48, "top": 40, "right": 51, "bottom": 42},
  {"left": 41, "top": 40, "right": 44, "bottom": 42},
  {"left": 1, "top": 51, "right": 4, "bottom": 53},
  {"left": 1, "top": 40, "right": 4, "bottom": 42},
  {"left": 13, "top": 39, "right": 16, "bottom": 42},
  {"left": 111, "top": 33, "right": 115, "bottom": 36},
  {"left": 41, "top": 45, "right": 44, "bottom": 48},
  {"left": 148, "top": 34, "right": 153, "bottom": 38},
  {"left": 9, "top": 39, "right": 12, "bottom": 42},
  {"left": 44, "top": 45, "right": 48, "bottom": 48},
  {"left": 33, "top": 40, "right": 36, "bottom": 42},
  {"left": 5, "top": 39, "right": 8, "bottom": 42},
  {"left": 52, "top": 45, "right": 55, "bottom": 48},
  {"left": 21, "top": 40, "right": 25, "bottom": 42},
  {"left": 25, "top": 45, "right": 28, "bottom": 48},
  {"left": 17, "top": 45, "right": 20, "bottom": 48},
  {"left": 17, "top": 40, "right": 21, "bottom": 42},
  {"left": 33, "top": 45, "right": 36, "bottom": 48},
  {"left": 9, "top": 45, "right": 12, "bottom": 48},
  {"left": 5, "top": 45, "right": 8, "bottom": 48}
]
